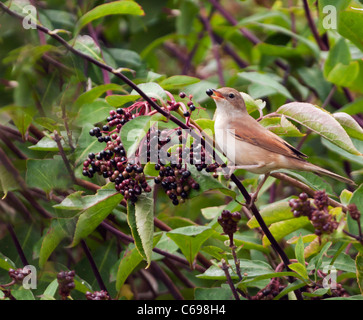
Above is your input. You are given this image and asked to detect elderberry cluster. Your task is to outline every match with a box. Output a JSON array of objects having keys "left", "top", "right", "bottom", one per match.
[
  {"left": 8, "top": 268, "right": 31, "bottom": 284},
  {"left": 217, "top": 210, "right": 241, "bottom": 237},
  {"left": 154, "top": 162, "right": 199, "bottom": 205},
  {"left": 57, "top": 270, "right": 75, "bottom": 299},
  {"left": 289, "top": 191, "right": 339, "bottom": 236},
  {"left": 82, "top": 107, "right": 152, "bottom": 203},
  {"left": 85, "top": 290, "right": 110, "bottom": 300},
  {"left": 252, "top": 278, "right": 287, "bottom": 300}
]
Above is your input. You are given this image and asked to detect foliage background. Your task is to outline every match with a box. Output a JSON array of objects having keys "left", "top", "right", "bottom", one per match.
[{"left": 0, "top": 0, "right": 363, "bottom": 300}]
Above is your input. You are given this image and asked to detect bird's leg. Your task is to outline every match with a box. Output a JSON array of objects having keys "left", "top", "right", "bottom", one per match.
[{"left": 248, "top": 173, "right": 270, "bottom": 208}]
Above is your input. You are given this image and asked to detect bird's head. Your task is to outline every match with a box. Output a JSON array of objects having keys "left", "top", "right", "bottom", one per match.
[{"left": 206, "top": 87, "right": 246, "bottom": 113}]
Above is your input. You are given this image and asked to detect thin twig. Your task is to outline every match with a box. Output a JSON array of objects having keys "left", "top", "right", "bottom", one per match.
[
  {"left": 220, "top": 259, "right": 240, "bottom": 300},
  {"left": 149, "top": 261, "right": 184, "bottom": 300},
  {"left": 6, "top": 223, "right": 29, "bottom": 266},
  {"left": 302, "top": 0, "right": 328, "bottom": 51},
  {"left": 80, "top": 240, "right": 109, "bottom": 293}
]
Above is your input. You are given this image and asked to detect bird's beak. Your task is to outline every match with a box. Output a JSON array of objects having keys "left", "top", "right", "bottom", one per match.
[{"left": 207, "top": 89, "right": 225, "bottom": 100}]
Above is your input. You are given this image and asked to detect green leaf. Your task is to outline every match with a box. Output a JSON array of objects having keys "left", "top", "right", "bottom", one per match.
[
  {"left": 340, "top": 189, "right": 353, "bottom": 206},
  {"left": 127, "top": 191, "right": 154, "bottom": 267},
  {"left": 70, "top": 191, "right": 123, "bottom": 246},
  {"left": 333, "top": 112, "right": 363, "bottom": 141},
  {"left": 116, "top": 244, "right": 143, "bottom": 292},
  {"left": 0, "top": 164, "right": 20, "bottom": 198},
  {"left": 159, "top": 75, "right": 200, "bottom": 90},
  {"left": 75, "top": 1, "right": 144, "bottom": 34},
  {"left": 1, "top": 106, "right": 35, "bottom": 138},
  {"left": 74, "top": 84, "right": 125, "bottom": 108},
  {"left": 197, "top": 259, "right": 274, "bottom": 280},
  {"left": 356, "top": 252, "right": 363, "bottom": 294},
  {"left": 105, "top": 94, "right": 140, "bottom": 107},
  {"left": 262, "top": 216, "right": 311, "bottom": 246},
  {"left": 11, "top": 287, "right": 35, "bottom": 300},
  {"left": 348, "top": 184, "right": 363, "bottom": 236},
  {"left": 259, "top": 116, "right": 305, "bottom": 137},
  {"left": 194, "top": 286, "right": 235, "bottom": 300},
  {"left": 238, "top": 72, "right": 293, "bottom": 100},
  {"left": 40, "top": 279, "right": 58, "bottom": 300},
  {"left": 295, "top": 235, "right": 305, "bottom": 266},
  {"left": 26, "top": 157, "right": 73, "bottom": 192},
  {"left": 327, "top": 61, "right": 360, "bottom": 87},
  {"left": 302, "top": 288, "right": 329, "bottom": 298},
  {"left": 39, "top": 218, "right": 76, "bottom": 268},
  {"left": 277, "top": 102, "right": 362, "bottom": 156},
  {"left": 130, "top": 82, "right": 167, "bottom": 102},
  {"left": 195, "top": 119, "right": 215, "bottom": 136},
  {"left": 167, "top": 226, "right": 213, "bottom": 266},
  {"left": 288, "top": 262, "right": 309, "bottom": 279},
  {"left": 247, "top": 199, "right": 295, "bottom": 229},
  {"left": 338, "top": 10, "right": 363, "bottom": 53},
  {"left": 76, "top": 100, "right": 115, "bottom": 126},
  {"left": 29, "top": 134, "right": 70, "bottom": 152},
  {"left": 72, "top": 35, "right": 103, "bottom": 62},
  {"left": 324, "top": 38, "right": 350, "bottom": 78},
  {"left": 0, "top": 253, "right": 16, "bottom": 271},
  {"left": 307, "top": 241, "right": 332, "bottom": 281},
  {"left": 54, "top": 184, "right": 116, "bottom": 210}
]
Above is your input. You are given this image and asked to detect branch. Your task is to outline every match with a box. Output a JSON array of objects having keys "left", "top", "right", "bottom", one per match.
[
  {"left": 6, "top": 223, "right": 29, "bottom": 266},
  {"left": 80, "top": 240, "right": 109, "bottom": 293},
  {"left": 302, "top": 0, "right": 328, "bottom": 51}
]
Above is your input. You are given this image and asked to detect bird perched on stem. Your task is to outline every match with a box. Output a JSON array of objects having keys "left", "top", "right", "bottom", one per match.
[{"left": 207, "top": 87, "right": 355, "bottom": 206}]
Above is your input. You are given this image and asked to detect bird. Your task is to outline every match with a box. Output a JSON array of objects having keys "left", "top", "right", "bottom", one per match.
[{"left": 206, "top": 87, "right": 355, "bottom": 206}]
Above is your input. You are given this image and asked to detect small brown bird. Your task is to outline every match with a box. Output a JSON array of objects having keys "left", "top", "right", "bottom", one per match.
[{"left": 207, "top": 87, "right": 355, "bottom": 205}]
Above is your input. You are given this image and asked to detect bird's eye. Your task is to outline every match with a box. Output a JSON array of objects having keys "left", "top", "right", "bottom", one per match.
[{"left": 228, "top": 93, "right": 235, "bottom": 99}]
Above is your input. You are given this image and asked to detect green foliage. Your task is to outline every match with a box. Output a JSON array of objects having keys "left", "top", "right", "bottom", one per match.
[{"left": 1, "top": 0, "right": 363, "bottom": 301}]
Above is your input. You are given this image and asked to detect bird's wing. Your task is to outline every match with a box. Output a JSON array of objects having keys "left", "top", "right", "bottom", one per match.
[{"left": 228, "top": 117, "right": 308, "bottom": 160}]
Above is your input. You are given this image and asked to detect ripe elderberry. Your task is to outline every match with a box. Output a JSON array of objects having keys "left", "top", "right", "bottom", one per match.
[{"left": 57, "top": 270, "right": 75, "bottom": 299}]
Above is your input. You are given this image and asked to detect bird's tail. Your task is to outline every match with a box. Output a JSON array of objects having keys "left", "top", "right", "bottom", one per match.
[{"left": 304, "top": 163, "right": 356, "bottom": 186}]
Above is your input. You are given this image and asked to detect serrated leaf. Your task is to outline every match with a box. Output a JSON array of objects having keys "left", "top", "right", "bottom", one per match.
[
  {"left": 127, "top": 191, "right": 154, "bottom": 267},
  {"left": 277, "top": 102, "right": 362, "bottom": 155},
  {"left": 70, "top": 191, "right": 123, "bottom": 246},
  {"left": 75, "top": 1, "right": 144, "bottom": 34},
  {"left": 26, "top": 157, "right": 73, "bottom": 192}
]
